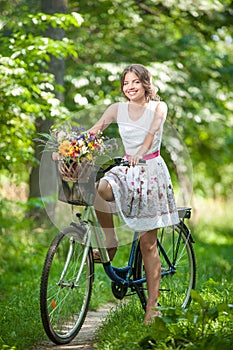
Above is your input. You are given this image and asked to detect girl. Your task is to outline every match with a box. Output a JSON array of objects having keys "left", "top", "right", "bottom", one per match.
[{"left": 90, "top": 64, "right": 179, "bottom": 323}]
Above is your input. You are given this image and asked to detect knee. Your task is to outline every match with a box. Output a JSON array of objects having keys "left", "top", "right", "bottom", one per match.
[
  {"left": 140, "top": 233, "right": 157, "bottom": 255},
  {"left": 140, "top": 241, "right": 156, "bottom": 255},
  {"left": 97, "top": 180, "right": 114, "bottom": 201}
]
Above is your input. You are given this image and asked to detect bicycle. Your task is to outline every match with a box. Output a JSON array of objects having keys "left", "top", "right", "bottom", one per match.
[{"left": 40, "top": 157, "right": 196, "bottom": 345}]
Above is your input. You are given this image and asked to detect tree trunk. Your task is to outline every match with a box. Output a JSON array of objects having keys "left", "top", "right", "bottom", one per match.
[{"left": 28, "top": 0, "right": 67, "bottom": 220}]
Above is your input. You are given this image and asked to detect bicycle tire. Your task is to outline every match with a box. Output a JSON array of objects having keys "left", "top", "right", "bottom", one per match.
[
  {"left": 40, "top": 226, "right": 94, "bottom": 345},
  {"left": 134, "top": 222, "right": 196, "bottom": 310}
]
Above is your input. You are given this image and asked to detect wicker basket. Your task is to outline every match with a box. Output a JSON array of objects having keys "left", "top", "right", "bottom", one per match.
[
  {"left": 57, "top": 159, "right": 96, "bottom": 206},
  {"left": 57, "top": 159, "right": 93, "bottom": 183}
]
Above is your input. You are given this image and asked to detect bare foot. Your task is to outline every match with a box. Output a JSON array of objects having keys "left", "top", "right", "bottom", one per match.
[{"left": 144, "top": 307, "right": 162, "bottom": 324}]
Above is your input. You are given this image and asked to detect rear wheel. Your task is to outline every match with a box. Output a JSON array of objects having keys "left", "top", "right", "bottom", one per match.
[
  {"left": 134, "top": 222, "right": 196, "bottom": 310},
  {"left": 40, "top": 226, "right": 94, "bottom": 344}
]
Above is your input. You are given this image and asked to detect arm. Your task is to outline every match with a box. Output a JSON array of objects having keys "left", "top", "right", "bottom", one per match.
[
  {"left": 128, "top": 101, "right": 167, "bottom": 166},
  {"left": 88, "top": 103, "right": 118, "bottom": 134}
]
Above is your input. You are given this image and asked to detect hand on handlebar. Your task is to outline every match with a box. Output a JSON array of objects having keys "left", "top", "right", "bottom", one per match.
[{"left": 127, "top": 154, "right": 144, "bottom": 167}]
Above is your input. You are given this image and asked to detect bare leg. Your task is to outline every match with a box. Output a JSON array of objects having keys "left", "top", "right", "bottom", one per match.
[
  {"left": 140, "top": 229, "right": 161, "bottom": 323},
  {"left": 94, "top": 180, "right": 118, "bottom": 252}
]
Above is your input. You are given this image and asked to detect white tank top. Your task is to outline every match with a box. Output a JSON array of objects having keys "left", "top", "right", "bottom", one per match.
[{"left": 117, "top": 100, "right": 163, "bottom": 156}]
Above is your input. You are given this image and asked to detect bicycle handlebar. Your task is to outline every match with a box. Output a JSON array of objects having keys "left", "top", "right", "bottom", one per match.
[
  {"left": 99, "top": 157, "right": 146, "bottom": 176},
  {"left": 95, "top": 157, "right": 146, "bottom": 181},
  {"left": 112, "top": 157, "right": 146, "bottom": 167}
]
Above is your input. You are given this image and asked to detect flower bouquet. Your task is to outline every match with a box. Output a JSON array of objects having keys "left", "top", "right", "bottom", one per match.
[
  {"left": 40, "top": 125, "right": 115, "bottom": 181},
  {"left": 38, "top": 125, "right": 117, "bottom": 206}
]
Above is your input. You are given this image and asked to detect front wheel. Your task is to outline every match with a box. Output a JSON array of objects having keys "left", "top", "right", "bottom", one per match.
[
  {"left": 40, "top": 226, "right": 94, "bottom": 344},
  {"left": 134, "top": 222, "right": 196, "bottom": 310}
]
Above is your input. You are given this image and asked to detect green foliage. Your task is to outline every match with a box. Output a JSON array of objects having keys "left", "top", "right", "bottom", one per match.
[
  {"left": 0, "top": 197, "right": 232, "bottom": 349},
  {"left": 96, "top": 292, "right": 233, "bottom": 350},
  {"left": 0, "top": 197, "right": 115, "bottom": 349},
  {"left": 65, "top": 0, "right": 233, "bottom": 198},
  {"left": 0, "top": 10, "right": 82, "bottom": 173},
  {"left": 1, "top": 0, "right": 233, "bottom": 198},
  {"left": 0, "top": 283, "right": 44, "bottom": 350},
  {"left": 0, "top": 197, "right": 58, "bottom": 349}
]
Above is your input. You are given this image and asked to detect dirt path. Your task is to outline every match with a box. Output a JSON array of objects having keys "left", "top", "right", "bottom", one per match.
[{"left": 33, "top": 304, "right": 114, "bottom": 350}]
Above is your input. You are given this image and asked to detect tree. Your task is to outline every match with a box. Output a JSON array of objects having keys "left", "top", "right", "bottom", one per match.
[{"left": 0, "top": 3, "right": 82, "bottom": 198}]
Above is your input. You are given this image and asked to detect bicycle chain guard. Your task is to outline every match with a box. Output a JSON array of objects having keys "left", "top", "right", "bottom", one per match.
[
  {"left": 111, "top": 281, "right": 128, "bottom": 300},
  {"left": 111, "top": 269, "right": 128, "bottom": 299}
]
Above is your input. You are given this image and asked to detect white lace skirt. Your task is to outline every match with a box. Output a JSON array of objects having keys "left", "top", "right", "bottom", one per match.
[{"left": 103, "top": 156, "right": 179, "bottom": 231}]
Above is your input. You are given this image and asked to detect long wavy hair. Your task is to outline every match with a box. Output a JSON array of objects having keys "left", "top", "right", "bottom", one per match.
[{"left": 120, "top": 64, "right": 160, "bottom": 101}]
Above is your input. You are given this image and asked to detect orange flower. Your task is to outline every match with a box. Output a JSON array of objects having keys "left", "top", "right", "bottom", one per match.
[{"left": 58, "top": 140, "right": 72, "bottom": 156}]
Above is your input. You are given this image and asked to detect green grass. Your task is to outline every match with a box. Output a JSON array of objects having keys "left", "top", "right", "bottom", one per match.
[
  {"left": 0, "top": 198, "right": 117, "bottom": 349},
  {"left": 96, "top": 296, "right": 233, "bottom": 350},
  {"left": 0, "top": 197, "right": 232, "bottom": 349}
]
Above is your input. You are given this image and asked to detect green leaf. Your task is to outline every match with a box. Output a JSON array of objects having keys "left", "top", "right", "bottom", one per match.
[
  {"left": 191, "top": 290, "right": 207, "bottom": 308},
  {"left": 206, "top": 306, "right": 219, "bottom": 321},
  {"left": 149, "top": 317, "right": 170, "bottom": 339}
]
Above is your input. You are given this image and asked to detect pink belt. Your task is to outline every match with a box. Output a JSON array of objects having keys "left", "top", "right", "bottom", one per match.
[{"left": 125, "top": 150, "right": 160, "bottom": 161}]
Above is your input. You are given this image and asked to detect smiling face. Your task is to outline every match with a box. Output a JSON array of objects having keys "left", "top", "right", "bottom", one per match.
[
  {"left": 122, "top": 72, "right": 146, "bottom": 104},
  {"left": 120, "top": 64, "right": 157, "bottom": 103}
]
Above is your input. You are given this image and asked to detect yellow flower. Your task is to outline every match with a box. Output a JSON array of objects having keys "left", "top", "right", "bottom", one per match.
[
  {"left": 86, "top": 153, "right": 93, "bottom": 161},
  {"left": 58, "top": 140, "right": 72, "bottom": 156},
  {"left": 88, "top": 141, "right": 95, "bottom": 151},
  {"left": 67, "top": 146, "right": 75, "bottom": 157}
]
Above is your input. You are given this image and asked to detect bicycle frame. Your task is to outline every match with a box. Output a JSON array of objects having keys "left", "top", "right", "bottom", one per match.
[
  {"left": 73, "top": 206, "right": 193, "bottom": 289},
  {"left": 82, "top": 206, "right": 137, "bottom": 285}
]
